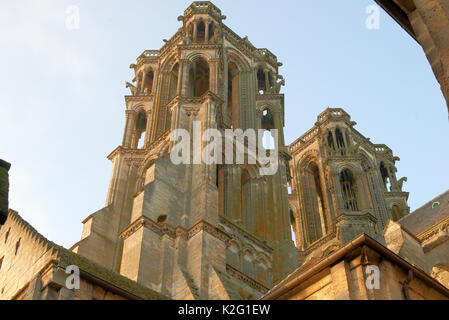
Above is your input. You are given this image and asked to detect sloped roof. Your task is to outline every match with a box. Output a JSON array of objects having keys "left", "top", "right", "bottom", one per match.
[
  {"left": 7, "top": 209, "right": 170, "bottom": 300},
  {"left": 400, "top": 190, "right": 449, "bottom": 235}
]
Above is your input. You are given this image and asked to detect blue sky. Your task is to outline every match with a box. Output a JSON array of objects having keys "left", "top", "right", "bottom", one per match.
[{"left": 1, "top": 0, "right": 448, "bottom": 249}]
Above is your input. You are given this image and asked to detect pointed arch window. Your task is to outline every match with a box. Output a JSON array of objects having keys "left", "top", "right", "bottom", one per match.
[
  {"left": 302, "top": 163, "right": 325, "bottom": 244},
  {"left": 143, "top": 70, "right": 154, "bottom": 95},
  {"left": 197, "top": 20, "right": 206, "bottom": 43},
  {"left": 257, "top": 68, "right": 266, "bottom": 94},
  {"left": 340, "top": 169, "right": 359, "bottom": 211},
  {"left": 335, "top": 128, "right": 345, "bottom": 155},
  {"left": 188, "top": 58, "right": 209, "bottom": 97},
  {"left": 227, "top": 62, "right": 239, "bottom": 128},
  {"left": 133, "top": 111, "right": 147, "bottom": 149},
  {"left": 327, "top": 131, "right": 335, "bottom": 151},
  {"left": 379, "top": 162, "right": 391, "bottom": 191}
]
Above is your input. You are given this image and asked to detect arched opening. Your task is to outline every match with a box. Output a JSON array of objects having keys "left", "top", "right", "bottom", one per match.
[
  {"left": 269, "top": 72, "right": 274, "bottom": 88},
  {"left": 380, "top": 162, "right": 391, "bottom": 191},
  {"left": 261, "top": 109, "right": 275, "bottom": 130},
  {"left": 392, "top": 205, "right": 401, "bottom": 221},
  {"left": 257, "top": 68, "right": 266, "bottom": 94},
  {"left": 335, "top": 128, "right": 345, "bottom": 155},
  {"left": 168, "top": 63, "right": 179, "bottom": 101},
  {"left": 143, "top": 70, "right": 154, "bottom": 95},
  {"left": 134, "top": 111, "right": 147, "bottom": 149},
  {"left": 327, "top": 130, "right": 335, "bottom": 151},
  {"left": 227, "top": 62, "right": 239, "bottom": 128},
  {"left": 340, "top": 169, "right": 359, "bottom": 211},
  {"left": 208, "top": 22, "right": 215, "bottom": 42},
  {"left": 197, "top": 21, "right": 206, "bottom": 43},
  {"left": 303, "top": 163, "right": 325, "bottom": 244},
  {"left": 290, "top": 208, "right": 297, "bottom": 247},
  {"left": 261, "top": 108, "right": 276, "bottom": 149},
  {"left": 188, "top": 58, "right": 209, "bottom": 97}
]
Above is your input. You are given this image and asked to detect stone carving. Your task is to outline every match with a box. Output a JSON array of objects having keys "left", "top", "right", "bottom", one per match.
[
  {"left": 349, "top": 141, "right": 360, "bottom": 154},
  {"left": 210, "top": 27, "right": 222, "bottom": 44},
  {"left": 126, "top": 82, "right": 137, "bottom": 96},
  {"left": 398, "top": 177, "right": 407, "bottom": 191},
  {"left": 181, "top": 29, "right": 192, "bottom": 44},
  {"left": 267, "top": 75, "right": 285, "bottom": 94}
]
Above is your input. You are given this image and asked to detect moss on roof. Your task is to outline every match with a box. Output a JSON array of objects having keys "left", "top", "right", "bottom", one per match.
[{"left": 8, "top": 209, "right": 170, "bottom": 300}]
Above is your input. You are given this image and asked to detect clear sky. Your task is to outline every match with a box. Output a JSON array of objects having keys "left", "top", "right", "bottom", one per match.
[{"left": 1, "top": 0, "right": 448, "bottom": 249}]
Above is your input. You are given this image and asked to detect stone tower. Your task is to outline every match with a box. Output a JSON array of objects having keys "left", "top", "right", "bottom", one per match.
[
  {"left": 72, "top": 1, "right": 298, "bottom": 300},
  {"left": 288, "top": 108, "right": 410, "bottom": 264}
]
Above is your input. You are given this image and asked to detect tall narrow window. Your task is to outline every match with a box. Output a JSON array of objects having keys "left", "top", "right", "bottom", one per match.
[
  {"left": 340, "top": 169, "right": 359, "bottom": 211},
  {"left": 327, "top": 131, "right": 335, "bottom": 151},
  {"left": 168, "top": 63, "right": 179, "bottom": 100},
  {"left": 261, "top": 109, "right": 275, "bottom": 150},
  {"left": 197, "top": 21, "right": 206, "bottom": 43},
  {"left": 379, "top": 162, "right": 390, "bottom": 191},
  {"left": 335, "top": 128, "right": 345, "bottom": 155},
  {"left": 256, "top": 68, "right": 265, "bottom": 94},
  {"left": 189, "top": 58, "right": 209, "bottom": 97},
  {"left": 134, "top": 111, "right": 147, "bottom": 149},
  {"left": 143, "top": 70, "right": 154, "bottom": 95},
  {"left": 303, "top": 163, "right": 325, "bottom": 244},
  {"left": 227, "top": 62, "right": 239, "bottom": 128}
]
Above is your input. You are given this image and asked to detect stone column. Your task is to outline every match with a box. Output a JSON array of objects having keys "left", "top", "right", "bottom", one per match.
[
  {"left": 122, "top": 110, "right": 136, "bottom": 148},
  {"left": 209, "top": 59, "right": 219, "bottom": 94},
  {"left": 141, "top": 72, "right": 146, "bottom": 93},
  {"left": 264, "top": 70, "right": 270, "bottom": 92},
  {"left": 193, "top": 20, "right": 198, "bottom": 43},
  {"left": 272, "top": 110, "right": 285, "bottom": 147},
  {"left": 144, "top": 109, "right": 153, "bottom": 148},
  {"left": 205, "top": 20, "right": 210, "bottom": 43}
]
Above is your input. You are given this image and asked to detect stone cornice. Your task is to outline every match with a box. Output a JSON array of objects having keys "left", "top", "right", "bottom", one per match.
[
  {"left": 225, "top": 264, "right": 269, "bottom": 294},
  {"left": 417, "top": 216, "right": 449, "bottom": 246},
  {"left": 106, "top": 146, "right": 146, "bottom": 163},
  {"left": 119, "top": 216, "right": 232, "bottom": 245},
  {"left": 125, "top": 95, "right": 154, "bottom": 105},
  {"left": 219, "top": 215, "right": 273, "bottom": 253}
]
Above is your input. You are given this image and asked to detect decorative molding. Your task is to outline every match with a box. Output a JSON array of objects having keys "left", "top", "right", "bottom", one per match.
[
  {"left": 119, "top": 216, "right": 232, "bottom": 245},
  {"left": 225, "top": 264, "right": 269, "bottom": 294}
]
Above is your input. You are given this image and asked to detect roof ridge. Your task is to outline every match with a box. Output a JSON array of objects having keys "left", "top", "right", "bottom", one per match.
[{"left": 408, "top": 189, "right": 449, "bottom": 216}]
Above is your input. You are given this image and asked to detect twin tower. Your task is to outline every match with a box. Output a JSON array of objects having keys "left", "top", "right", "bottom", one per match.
[{"left": 72, "top": 2, "right": 410, "bottom": 300}]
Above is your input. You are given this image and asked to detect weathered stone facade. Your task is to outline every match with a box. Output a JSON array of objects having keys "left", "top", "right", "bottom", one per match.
[
  {"left": 288, "top": 108, "right": 410, "bottom": 266},
  {"left": 72, "top": 1, "right": 297, "bottom": 300},
  {"left": 0, "top": 210, "right": 168, "bottom": 300},
  {"left": 264, "top": 233, "right": 449, "bottom": 300},
  {"left": 0, "top": 1, "right": 448, "bottom": 301}
]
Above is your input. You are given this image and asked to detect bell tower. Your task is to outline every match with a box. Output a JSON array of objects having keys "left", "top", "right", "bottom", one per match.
[
  {"left": 73, "top": 1, "right": 298, "bottom": 300},
  {"left": 288, "top": 108, "right": 410, "bottom": 265}
]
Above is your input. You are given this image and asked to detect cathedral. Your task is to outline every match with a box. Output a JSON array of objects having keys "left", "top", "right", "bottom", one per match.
[{"left": 0, "top": 2, "right": 448, "bottom": 300}]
